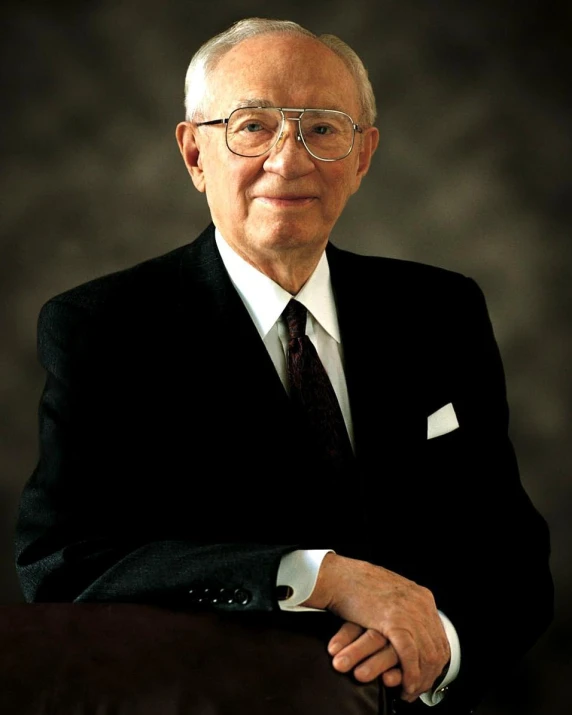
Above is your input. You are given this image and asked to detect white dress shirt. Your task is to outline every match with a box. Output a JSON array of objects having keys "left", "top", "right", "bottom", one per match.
[
  {"left": 215, "top": 229, "right": 460, "bottom": 706},
  {"left": 215, "top": 229, "right": 354, "bottom": 451}
]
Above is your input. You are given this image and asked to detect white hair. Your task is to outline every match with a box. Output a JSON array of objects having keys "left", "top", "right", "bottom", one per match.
[{"left": 183, "top": 18, "right": 377, "bottom": 127}]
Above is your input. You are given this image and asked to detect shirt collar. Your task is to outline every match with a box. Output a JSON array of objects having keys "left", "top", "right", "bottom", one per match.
[{"left": 215, "top": 228, "right": 341, "bottom": 342}]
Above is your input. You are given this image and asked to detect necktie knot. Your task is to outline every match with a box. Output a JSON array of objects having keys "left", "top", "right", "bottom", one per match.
[{"left": 282, "top": 300, "right": 307, "bottom": 340}]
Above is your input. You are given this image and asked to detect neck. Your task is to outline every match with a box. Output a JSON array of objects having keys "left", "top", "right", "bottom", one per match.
[
  {"left": 222, "top": 235, "right": 327, "bottom": 294},
  {"left": 254, "top": 252, "right": 323, "bottom": 294}
]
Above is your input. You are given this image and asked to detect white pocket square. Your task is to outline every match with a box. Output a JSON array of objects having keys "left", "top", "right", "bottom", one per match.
[{"left": 427, "top": 403, "right": 459, "bottom": 440}]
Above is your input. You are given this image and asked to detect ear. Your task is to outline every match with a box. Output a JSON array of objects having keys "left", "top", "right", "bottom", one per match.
[
  {"left": 351, "top": 126, "right": 380, "bottom": 194},
  {"left": 175, "top": 121, "right": 206, "bottom": 193}
]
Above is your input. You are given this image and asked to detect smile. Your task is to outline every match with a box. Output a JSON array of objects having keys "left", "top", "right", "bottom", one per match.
[{"left": 255, "top": 196, "right": 317, "bottom": 208}]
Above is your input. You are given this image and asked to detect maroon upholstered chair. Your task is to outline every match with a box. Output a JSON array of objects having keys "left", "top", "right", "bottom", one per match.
[{"left": 0, "top": 605, "right": 382, "bottom": 715}]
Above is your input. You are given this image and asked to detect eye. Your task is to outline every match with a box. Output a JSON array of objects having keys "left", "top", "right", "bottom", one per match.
[
  {"left": 312, "top": 124, "right": 334, "bottom": 136},
  {"left": 243, "top": 122, "right": 264, "bottom": 133}
]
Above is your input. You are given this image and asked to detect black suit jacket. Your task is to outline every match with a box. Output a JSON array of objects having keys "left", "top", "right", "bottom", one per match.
[{"left": 15, "top": 223, "right": 553, "bottom": 713}]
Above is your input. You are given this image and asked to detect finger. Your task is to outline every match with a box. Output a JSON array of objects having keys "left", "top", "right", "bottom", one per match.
[
  {"left": 353, "top": 644, "right": 400, "bottom": 682},
  {"left": 391, "top": 627, "right": 444, "bottom": 701},
  {"left": 386, "top": 628, "right": 422, "bottom": 696},
  {"left": 328, "top": 622, "right": 364, "bottom": 655},
  {"left": 333, "top": 629, "right": 389, "bottom": 673},
  {"left": 381, "top": 667, "right": 403, "bottom": 689},
  {"left": 403, "top": 632, "right": 448, "bottom": 699}
]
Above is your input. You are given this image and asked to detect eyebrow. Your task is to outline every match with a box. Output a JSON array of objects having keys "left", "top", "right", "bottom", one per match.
[
  {"left": 232, "top": 98, "right": 344, "bottom": 112},
  {"left": 234, "top": 98, "right": 275, "bottom": 109}
]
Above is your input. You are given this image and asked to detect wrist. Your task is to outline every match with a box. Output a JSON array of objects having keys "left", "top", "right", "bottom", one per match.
[{"left": 300, "top": 551, "right": 337, "bottom": 609}]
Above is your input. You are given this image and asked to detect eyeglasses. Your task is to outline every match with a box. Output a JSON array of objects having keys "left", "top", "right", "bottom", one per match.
[{"left": 195, "top": 107, "right": 363, "bottom": 162}]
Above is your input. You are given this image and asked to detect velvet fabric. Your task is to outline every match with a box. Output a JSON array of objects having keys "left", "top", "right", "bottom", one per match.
[{"left": 0, "top": 605, "right": 381, "bottom": 715}]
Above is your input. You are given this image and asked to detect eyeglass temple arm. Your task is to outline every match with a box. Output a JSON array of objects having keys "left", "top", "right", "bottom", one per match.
[{"left": 195, "top": 118, "right": 229, "bottom": 127}]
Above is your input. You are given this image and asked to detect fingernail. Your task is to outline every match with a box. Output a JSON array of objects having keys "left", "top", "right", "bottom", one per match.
[
  {"left": 335, "top": 656, "right": 349, "bottom": 669},
  {"left": 329, "top": 642, "right": 342, "bottom": 655}
]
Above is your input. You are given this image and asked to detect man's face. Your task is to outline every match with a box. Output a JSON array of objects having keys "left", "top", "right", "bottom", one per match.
[{"left": 177, "top": 34, "right": 379, "bottom": 268}]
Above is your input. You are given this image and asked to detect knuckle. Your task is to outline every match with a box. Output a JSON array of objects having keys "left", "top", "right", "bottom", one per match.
[
  {"left": 341, "top": 621, "right": 359, "bottom": 636},
  {"left": 419, "top": 585, "right": 436, "bottom": 605},
  {"left": 394, "top": 637, "right": 416, "bottom": 656},
  {"left": 364, "top": 628, "right": 383, "bottom": 645},
  {"left": 363, "top": 628, "right": 375, "bottom": 642},
  {"left": 426, "top": 651, "right": 441, "bottom": 668},
  {"left": 387, "top": 625, "right": 411, "bottom": 642}
]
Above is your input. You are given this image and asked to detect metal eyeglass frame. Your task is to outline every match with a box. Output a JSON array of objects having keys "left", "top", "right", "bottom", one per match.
[{"left": 195, "top": 107, "right": 363, "bottom": 162}]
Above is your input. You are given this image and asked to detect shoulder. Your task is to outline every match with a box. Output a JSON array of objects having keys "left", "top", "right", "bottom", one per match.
[
  {"left": 44, "top": 245, "right": 185, "bottom": 318},
  {"left": 36, "top": 225, "right": 218, "bottom": 373},
  {"left": 39, "top": 224, "right": 216, "bottom": 322},
  {"left": 327, "top": 242, "right": 483, "bottom": 308}
]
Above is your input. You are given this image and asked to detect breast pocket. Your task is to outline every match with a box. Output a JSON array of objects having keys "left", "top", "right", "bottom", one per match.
[{"left": 427, "top": 402, "right": 459, "bottom": 440}]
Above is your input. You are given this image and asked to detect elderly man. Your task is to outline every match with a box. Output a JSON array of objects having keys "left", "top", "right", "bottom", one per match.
[{"left": 16, "top": 17, "right": 552, "bottom": 715}]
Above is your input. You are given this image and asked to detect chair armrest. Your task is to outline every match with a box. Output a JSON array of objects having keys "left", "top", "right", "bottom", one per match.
[{"left": 0, "top": 604, "right": 380, "bottom": 715}]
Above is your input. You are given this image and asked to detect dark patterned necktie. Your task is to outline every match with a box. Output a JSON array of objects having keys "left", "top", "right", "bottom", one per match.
[{"left": 282, "top": 299, "right": 354, "bottom": 468}]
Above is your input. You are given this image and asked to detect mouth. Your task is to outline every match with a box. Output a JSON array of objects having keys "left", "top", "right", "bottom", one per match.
[{"left": 255, "top": 196, "right": 317, "bottom": 208}]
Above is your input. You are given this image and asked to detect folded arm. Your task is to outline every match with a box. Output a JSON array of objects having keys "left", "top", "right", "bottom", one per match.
[{"left": 15, "top": 298, "right": 302, "bottom": 605}]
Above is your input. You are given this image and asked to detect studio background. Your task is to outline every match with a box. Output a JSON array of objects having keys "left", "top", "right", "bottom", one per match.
[{"left": 1, "top": 2, "right": 570, "bottom": 713}]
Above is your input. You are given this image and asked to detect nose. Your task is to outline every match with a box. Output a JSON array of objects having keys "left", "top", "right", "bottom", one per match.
[
  {"left": 262, "top": 117, "right": 315, "bottom": 178},
  {"left": 276, "top": 117, "right": 303, "bottom": 148}
]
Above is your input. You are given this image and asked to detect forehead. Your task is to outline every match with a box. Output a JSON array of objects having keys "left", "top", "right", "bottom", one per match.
[{"left": 207, "top": 34, "right": 361, "bottom": 116}]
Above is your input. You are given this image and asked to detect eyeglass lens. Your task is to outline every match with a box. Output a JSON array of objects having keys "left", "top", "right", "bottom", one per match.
[{"left": 226, "top": 108, "right": 354, "bottom": 160}]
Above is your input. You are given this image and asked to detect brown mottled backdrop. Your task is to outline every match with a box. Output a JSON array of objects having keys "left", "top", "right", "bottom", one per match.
[{"left": 1, "top": 1, "right": 570, "bottom": 712}]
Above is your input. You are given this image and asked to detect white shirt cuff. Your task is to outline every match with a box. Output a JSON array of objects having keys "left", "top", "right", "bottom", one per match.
[
  {"left": 419, "top": 610, "right": 461, "bottom": 706},
  {"left": 276, "top": 549, "right": 335, "bottom": 612}
]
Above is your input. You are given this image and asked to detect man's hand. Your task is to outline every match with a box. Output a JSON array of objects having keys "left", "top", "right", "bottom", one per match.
[
  {"left": 328, "top": 621, "right": 403, "bottom": 688},
  {"left": 305, "top": 554, "right": 450, "bottom": 702}
]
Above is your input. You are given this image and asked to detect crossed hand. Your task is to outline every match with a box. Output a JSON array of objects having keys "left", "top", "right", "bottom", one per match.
[
  {"left": 309, "top": 555, "right": 450, "bottom": 703},
  {"left": 328, "top": 622, "right": 404, "bottom": 688}
]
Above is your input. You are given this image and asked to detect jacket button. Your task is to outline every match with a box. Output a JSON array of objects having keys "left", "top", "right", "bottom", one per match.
[
  {"left": 219, "top": 588, "right": 235, "bottom": 604},
  {"left": 233, "top": 588, "right": 251, "bottom": 605}
]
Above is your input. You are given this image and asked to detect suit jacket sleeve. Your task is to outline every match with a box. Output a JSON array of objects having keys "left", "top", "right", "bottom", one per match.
[
  {"left": 385, "top": 276, "right": 554, "bottom": 714},
  {"left": 15, "top": 296, "right": 301, "bottom": 606}
]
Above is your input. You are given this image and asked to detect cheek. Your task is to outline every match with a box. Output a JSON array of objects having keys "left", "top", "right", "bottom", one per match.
[
  {"left": 206, "top": 172, "right": 245, "bottom": 217},
  {"left": 323, "top": 170, "right": 357, "bottom": 211},
  {"left": 202, "top": 147, "right": 247, "bottom": 197},
  {"left": 226, "top": 166, "right": 259, "bottom": 204}
]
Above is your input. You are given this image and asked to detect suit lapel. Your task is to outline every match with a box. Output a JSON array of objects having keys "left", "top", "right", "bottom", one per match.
[
  {"left": 176, "top": 225, "right": 299, "bottom": 455},
  {"left": 178, "top": 224, "right": 288, "bottom": 396}
]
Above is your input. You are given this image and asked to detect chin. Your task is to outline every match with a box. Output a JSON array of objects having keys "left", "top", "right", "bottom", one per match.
[{"left": 256, "top": 222, "right": 324, "bottom": 252}]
